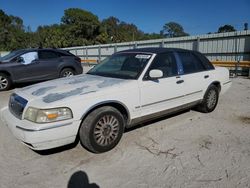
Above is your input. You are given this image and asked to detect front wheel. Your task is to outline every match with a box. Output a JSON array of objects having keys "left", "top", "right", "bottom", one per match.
[
  {"left": 79, "top": 106, "right": 125, "bottom": 153},
  {"left": 0, "top": 73, "right": 12, "bottom": 91},
  {"left": 196, "top": 85, "right": 219, "bottom": 113},
  {"left": 60, "top": 68, "right": 75, "bottom": 78}
]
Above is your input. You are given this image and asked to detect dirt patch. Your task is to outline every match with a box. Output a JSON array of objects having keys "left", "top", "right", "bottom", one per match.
[
  {"left": 238, "top": 116, "right": 250, "bottom": 124},
  {"left": 198, "top": 136, "right": 213, "bottom": 150},
  {"left": 135, "top": 138, "right": 182, "bottom": 159}
]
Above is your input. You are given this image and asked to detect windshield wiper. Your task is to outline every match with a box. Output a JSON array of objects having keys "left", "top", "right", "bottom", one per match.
[{"left": 87, "top": 72, "right": 134, "bottom": 79}]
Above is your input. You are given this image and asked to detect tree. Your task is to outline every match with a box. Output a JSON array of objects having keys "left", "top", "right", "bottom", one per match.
[
  {"left": 218, "top": 24, "right": 236, "bottom": 33},
  {"left": 36, "top": 25, "right": 69, "bottom": 48},
  {"left": 61, "top": 8, "right": 100, "bottom": 44},
  {"left": 0, "top": 9, "right": 28, "bottom": 50},
  {"left": 101, "top": 16, "right": 144, "bottom": 43},
  {"left": 0, "top": 10, "right": 11, "bottom": 50},
  {"left": 2, "top": 8, "right": 200, "bottom": 50},
  {"left": 244, "top": 23, "right": 248, "bottom": 30},
  {"left": 141, "top": 33, "right": 163, "bottom": 40},
  {"left": 117, "top": 22, "right": 144, "bottom": 42},
  {"left": 95, "top": 32, "right": 109, "bottom": 44},
  {"left": 101, "top": 16, "right": 120, "bottom": 42},
  {"left": 161, "top": 22, "right": 189, "bottom": 37}
]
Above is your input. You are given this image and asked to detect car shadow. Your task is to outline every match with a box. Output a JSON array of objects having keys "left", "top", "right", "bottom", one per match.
[{"left": 68, "top": 171, "right": 100, "bottom": 188}]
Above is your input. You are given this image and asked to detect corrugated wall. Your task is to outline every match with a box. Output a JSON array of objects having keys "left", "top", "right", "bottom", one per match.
[{"left": 64, "top": 30, "right": 250, "bottom": 62}]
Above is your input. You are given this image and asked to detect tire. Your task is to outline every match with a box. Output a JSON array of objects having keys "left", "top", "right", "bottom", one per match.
[
  {"left": 196, "top": 85, "right": 219, "bottom": 113},
  {"left": 79, "top": 106, "right": 125, "bottom": 153},
  {"left": 0, "top": 73, "right": 12, "bottom": 91},
  {"left": 59, "top": 68, "right": 75, "bottom": 78}
]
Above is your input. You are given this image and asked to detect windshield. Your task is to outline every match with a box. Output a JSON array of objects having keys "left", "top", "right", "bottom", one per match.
[
  {"left": 0, "top": 50, "right": 25, "bottom": 61},
  {"left": 87, "top": 53, "right": 152, "bottom": 79}
]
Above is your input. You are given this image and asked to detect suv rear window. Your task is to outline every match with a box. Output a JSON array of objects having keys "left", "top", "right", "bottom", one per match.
[
  {"left": 57, "top": 50, "right": 75, "bottom": 57},
  {"left": 39, "top": 51, "right": 59, "bottom": 59}
]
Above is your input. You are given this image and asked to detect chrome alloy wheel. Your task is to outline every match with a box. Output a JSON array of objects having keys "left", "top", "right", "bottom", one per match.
[
  {"left": 0, "top": 76, "right": 8, "bottom": 89},
  {"left": 207, "top": 89, "right": 217, "bottom": 109},
  {"left": 93, "top": 115, "right": 120, "bottom": 146},
  {"left": 63, "top": 71, "right": 74, "bottom": 77}
]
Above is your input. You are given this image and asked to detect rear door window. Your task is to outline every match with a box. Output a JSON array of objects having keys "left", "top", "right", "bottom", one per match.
[
  {"left": 178, "top": 52, "right": 206, "bottom": 74},
  {"left": 39, "top": 51, "right": 59, "bottom": 60},
  {"left": 194, "top": 52, "right": 214, "bottom": 70}
]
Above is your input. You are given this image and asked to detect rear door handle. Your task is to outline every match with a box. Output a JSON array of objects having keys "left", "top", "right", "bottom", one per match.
[
  {"left": 204, "top": 75, "right": 209, "bottom": 79},
  {"left": 176, "top": 80, "right": 184, "bottom": 84}
]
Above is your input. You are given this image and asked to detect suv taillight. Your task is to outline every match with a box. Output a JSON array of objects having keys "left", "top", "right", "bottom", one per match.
[{"left": 75, "top": 57, "right": 81, "bottom": 63}]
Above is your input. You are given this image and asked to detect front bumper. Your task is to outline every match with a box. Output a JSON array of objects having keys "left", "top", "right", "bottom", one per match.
[{"left": 0, "top": 107, "right": 81, "bottom": 150}]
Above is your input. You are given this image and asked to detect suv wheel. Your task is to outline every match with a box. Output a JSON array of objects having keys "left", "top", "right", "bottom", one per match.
[
  {"left": 196, "top": 85, "right": 219, "bottom": 113},
  {"left": 0, "top": 73, "right": 11, "bottom": 91},
  {"left": 60, "top": 68, "right": 75, "bottom": 77},
  {"left": 79, "top": 106, "right": 125, "bottom": 153}
]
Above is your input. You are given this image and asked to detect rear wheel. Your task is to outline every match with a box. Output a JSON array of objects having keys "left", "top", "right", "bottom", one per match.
[
  {"left": 60, "top": 68, "right": 75, "bottom": 78},
  {"left": 79, "top": 106, "right": 125, "bottom": 153},
  {"left": 196, "top": 85, "right": 219, "bottom": 113},
  {"left": 0, "top": 73, "right": 12, "bottom": 91}
]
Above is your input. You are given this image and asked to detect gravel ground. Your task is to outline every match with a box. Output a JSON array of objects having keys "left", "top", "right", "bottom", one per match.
[{"left": 0, "top": 77, "right": 249, "bottom": 188}]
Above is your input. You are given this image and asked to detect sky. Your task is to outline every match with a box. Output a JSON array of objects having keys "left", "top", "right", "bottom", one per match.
[{"left": 0, "top": 0, "right": 249, "bottom": 35}]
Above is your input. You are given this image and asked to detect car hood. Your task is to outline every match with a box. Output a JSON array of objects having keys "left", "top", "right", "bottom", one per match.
[{"left": 16, "top": 74, "right": 130, "bottom": 105}]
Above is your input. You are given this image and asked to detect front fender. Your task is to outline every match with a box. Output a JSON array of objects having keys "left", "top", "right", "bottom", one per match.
[{"left": 80, "top": 100, "right": 131, "bottom": 124}]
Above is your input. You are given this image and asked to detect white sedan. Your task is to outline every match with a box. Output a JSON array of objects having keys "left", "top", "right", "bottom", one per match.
[{"left": 0, "top": 48, "right": 231, "bottom": 153}]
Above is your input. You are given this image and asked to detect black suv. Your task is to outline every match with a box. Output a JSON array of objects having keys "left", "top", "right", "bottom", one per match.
[{"left": 0, "top": 48, "right": 83, "bottom": 91}]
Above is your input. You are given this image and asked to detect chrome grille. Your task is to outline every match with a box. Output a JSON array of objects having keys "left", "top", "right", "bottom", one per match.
[{"left": 9, "top": 93, "right": 28, "bottom": 119}]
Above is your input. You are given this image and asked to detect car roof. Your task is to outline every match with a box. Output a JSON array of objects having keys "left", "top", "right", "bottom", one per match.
[
  {"left": 11, "top": 48, "right": 73, "bottom": 56},
  {"left": 12, "top": 48, "right": 67, "bottom": 52},
  {"left": 117, "top": 47, "right": 195, "bottom": 54}
]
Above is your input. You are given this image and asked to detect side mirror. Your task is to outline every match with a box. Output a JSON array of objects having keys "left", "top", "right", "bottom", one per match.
[{"left": 149, "top": 69, "right": 163, "bottom": 79}]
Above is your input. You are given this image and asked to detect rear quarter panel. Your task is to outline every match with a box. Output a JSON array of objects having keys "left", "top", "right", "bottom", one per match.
[
  {"left": 59, "top": 57, "right": 83, "bottom": 75},
  {"left": 211, "top": 66, "right": 231, "bottom": 94}
]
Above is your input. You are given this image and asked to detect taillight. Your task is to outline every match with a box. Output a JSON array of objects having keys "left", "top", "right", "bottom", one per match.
[{"left": 75, "top": 57, "right": 81, "bottom": 63}]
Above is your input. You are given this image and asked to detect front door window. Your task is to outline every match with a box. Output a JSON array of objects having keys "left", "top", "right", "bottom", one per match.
[{"left": 20, "top": 52, "right": 38, "bottom": 65}]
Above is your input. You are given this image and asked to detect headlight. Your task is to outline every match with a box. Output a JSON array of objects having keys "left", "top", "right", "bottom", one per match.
[{"left": 24, "top": 107, "right": 73, "bottom": 123}]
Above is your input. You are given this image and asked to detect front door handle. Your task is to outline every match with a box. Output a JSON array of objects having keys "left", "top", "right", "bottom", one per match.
[
  {"left": 204, "top": 75, "right": 209, "bottom": 79},
  {"left": 176, "top": 80, "right": 184, "bottom": 84}
]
